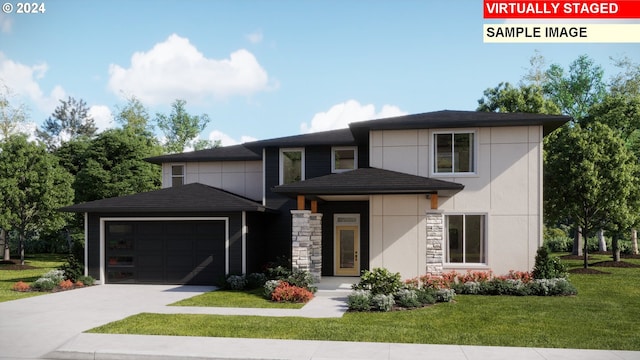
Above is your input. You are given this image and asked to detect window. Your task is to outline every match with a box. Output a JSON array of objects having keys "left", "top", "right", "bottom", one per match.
[
  {"left": 171, "top": 164, "right": 185, "bottom": 187},
  {"left": 280, "top": 148, "right": 304, "bottom": 184},
  {"left": 446, "top": 214, "right": 486, "bottom": 264},
  {"left": 332, "top": 147, "right": 357, "bottom": 173},
  {"left": 433, "top": 131, "right": 476, "bottom": 175}
]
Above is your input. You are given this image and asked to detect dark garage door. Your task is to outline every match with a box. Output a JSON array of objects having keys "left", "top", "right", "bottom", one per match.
[{"left": 105, "top": 220, "right": 226, "bottom": 285}]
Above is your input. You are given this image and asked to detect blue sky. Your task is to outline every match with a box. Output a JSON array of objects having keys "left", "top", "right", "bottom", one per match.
[{"left": 0, "top": 0, "right": 638, "bottom": 145}]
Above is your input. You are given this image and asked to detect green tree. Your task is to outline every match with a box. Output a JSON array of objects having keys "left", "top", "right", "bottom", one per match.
[
  {"left": 545, "top": 122, "right": 637, "bottom": 269},
  {"left": 0, "top": 83, "right": 28, "bottom": 140},
  {"left": 155, "top": 99, "right": 212, "bottom": 153},
  {"left": 115, "top": 95, "right": 153, "bottom": 135},
  {"left": 74, "top": 129, "right": 162, "bottom": 203},
  {"left": 477, "top": 82, "right": 560, "bottom": 114},
  {"left": 610, "top": 56, "right": 640, "bottom": 98},
  {"left": 0, "top": 135, "right": 74, "bottom": 265},
  {"left": 36, "top": 96, "right": 97, "bottom": 150}
]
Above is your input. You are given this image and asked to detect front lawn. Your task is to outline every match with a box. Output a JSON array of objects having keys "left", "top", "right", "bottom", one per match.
[
  {"left": 90, "top": 254, "right": 640, "bottom": 350},
  {"left": 0, "top": 254, "right": 67, "bottom": 302},
  {"left": 170, "top": 288, "right": 305, "bottom": 309}
]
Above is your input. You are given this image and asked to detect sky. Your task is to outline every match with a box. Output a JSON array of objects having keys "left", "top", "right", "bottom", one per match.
[{"left": 0, "top": 0, "right": 639, "bottom": 146}]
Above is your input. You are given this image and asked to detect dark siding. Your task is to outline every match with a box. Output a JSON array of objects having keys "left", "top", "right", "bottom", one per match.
[
  {"left": 305, "top": 146, "right": 331, "bottom": 179},
  {"left": 227, "top": 213, "right": 243, "bottom": 275},
  {"left": 87, "top": 213, "right": 101, "bottom": 281},
  {"left": 319, "top": 201, "right": 369, "bottom": 276},
  {"left": 245, "top": 212, "right": 271, "bottom": 273}
]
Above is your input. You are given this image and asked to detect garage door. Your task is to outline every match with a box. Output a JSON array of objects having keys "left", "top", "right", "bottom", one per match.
[{"left": 105, "top": 220, "right": 226, "bottom": 285}]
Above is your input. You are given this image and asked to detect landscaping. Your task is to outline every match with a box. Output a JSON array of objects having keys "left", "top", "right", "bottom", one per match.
[{"left": 89, "top": 253, "right": 640, "bottom": 350}]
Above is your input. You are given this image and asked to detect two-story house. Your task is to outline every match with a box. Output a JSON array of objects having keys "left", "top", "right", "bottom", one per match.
[{"left": 62, "top": 110, "right": 570, "bottom": 285}]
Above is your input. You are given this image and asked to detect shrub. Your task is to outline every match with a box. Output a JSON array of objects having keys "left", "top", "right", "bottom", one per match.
[
  {"left": 75, "top": 281, "right": 84, "bottom": 288},
  {"left": 263, "top": 280, "right": 281, "bottom": 299},
  {"left": 371, "top": 293, "right": 395, "bottom": 312},
  {"left": 42, "top": 269, "right": 65, "bottom": 284},
  {"left": 59, "top": 254, "right": 84, "bottom": 282},
  {"left": 352, "top": 268, "right": 402, "bottom": 295},
  {"left": 12, "top": 281, "right": 30, "bottom": 292},
  {"left": 394, "top": 289, "right": 420, "bottom": 308},
  {"left": 246, "top": 272, "right": 267, "bottom": 289},
  {"left": 529, "top": 278, "right": 577, "bottom": 296},
  {"left": 347, "top": 290, "right": 372, "bottom": 311},
  {"left": 435, "top": 288, "right": 455, "bottom": 302},
  {"left": 415, "top": 288, "right": 436, "bottom": 305},
  {"left": 544, "top": 236, "right": 573, "bottom": 252},
  {"left": 532, "top": 246, "right": 567, "bottom": 279},
  {"left": 59, "top": 279, "right": 74, "bottom": 290},
  {"left": 226, "top": 275, "right": 247, "bottom": 290},
  {"left": 32, "top": 278, "right": 55, "bottom": 291},
  {"left": 271, "top": 282, "right": 314, "bottom": 303},
  {"left": 287, "top": 269, "right": 317, "bottom": 293},
  {"left": 77, "top": 275, "right": 95, "bottom": 286}
]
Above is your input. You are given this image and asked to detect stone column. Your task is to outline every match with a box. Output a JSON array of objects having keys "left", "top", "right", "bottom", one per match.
[
  {"left": 425, "top": 211, "right": 444, "bottom": 275},
  {"left": 291, "top": 210, "right": 323, "bottom": 282}
]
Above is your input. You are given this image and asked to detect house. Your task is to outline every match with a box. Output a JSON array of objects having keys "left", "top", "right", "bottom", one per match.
[{"left": 61, "top": 110, "right": 570, "bottom": 285}]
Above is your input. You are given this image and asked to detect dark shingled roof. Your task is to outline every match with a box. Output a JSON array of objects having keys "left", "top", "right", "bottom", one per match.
[
  {"left": 60, "top": 183, "right": 271, "bottom": 213},
  {"left": 245, "top": 128, "right": 355, "bottom": 148},
  {"left": 272, "top": 167, "right": 464, "bottom": 197},
  {"left": 146, "top": 144, "right": 262, "bottom": 164},
  {"left": 349, "top": 110, "right": 570, "bottom": 142}
]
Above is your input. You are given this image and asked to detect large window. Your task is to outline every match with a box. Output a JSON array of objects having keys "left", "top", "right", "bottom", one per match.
[
  {"left": 171, "top": 164, "right": 185, "bottom": 187},
  {"left": 434, "top": 131, "right": 476, "bottom": 175},
  {"left": 332, "top": 147, "right": 357, "bottom": 173},
  {"left": 280, "top": 148, "right": 304, "bottom": 184},
  {"left": 446, "top": 214, "right": 486, "bottom": 264}
]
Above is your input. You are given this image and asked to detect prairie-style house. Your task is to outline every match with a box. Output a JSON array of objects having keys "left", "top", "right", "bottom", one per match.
[{"left": 62, "top": 110, "right": 569, "bottom": 284}]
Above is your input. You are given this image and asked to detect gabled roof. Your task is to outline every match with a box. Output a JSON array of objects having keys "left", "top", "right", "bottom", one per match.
[
  {"left": 60, "top": 183, "right": 272, "bottom": 213},
  {"left": 349, "top": 110, "right": 570, "bottom": 142},
  {"left": 245, "top": 128, "right": 355, "bottom": 148},
  {"left": 146, "top": 144, "right": 262, "bottom": 164},
  {"left": 272, "top": 167, "right": 464, "bottom": 197}
]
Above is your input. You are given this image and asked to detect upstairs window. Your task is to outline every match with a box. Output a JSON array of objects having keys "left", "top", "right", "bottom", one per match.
[
  {"left": 280, "top": 148, "right": 304, "bottom": 185},
  {"left": 171, "top": 164, "right": 185, "bottom": 187},
  {"left": 433, "top": 131, "right": 476, "bottom": 175},
  {"left": 446, "top": 214, "right": 486, "bottom": 264},
  {"left": 332, "top": 147, "right": 357, "bottom": 173}
]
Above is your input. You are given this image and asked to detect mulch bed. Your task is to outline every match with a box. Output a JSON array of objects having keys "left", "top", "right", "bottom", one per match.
[
  {"left": 591, "top": 261, "right": 640, "bottom": 268},
  {"left": 0, "top": 259, "right": 38, "bottom": 270},
  {"left": 569, "top": 268, "right": 609, "bottom": 274}
]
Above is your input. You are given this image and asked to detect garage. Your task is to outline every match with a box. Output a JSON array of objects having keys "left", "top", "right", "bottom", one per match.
[{"left": 105, "top": 219, "right": 227, "bottom": 285}]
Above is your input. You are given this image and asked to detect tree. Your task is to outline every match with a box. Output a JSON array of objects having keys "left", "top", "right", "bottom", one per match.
[
  {"left": 545, "top": 123, "right": 637, "bottom": 268},
  {"left": 0, "top": 83, "right": 28, "bottom": 140},
  {"left": 0, "top": 135, "right": 74, "bottom": 265},
  {"left": 155, "top": 99, "right": 211, "bottom": 153},
  {"left": 477, "top": 82, "right": 559, "bottom": 114},
  {"left": 115, "top": 95, "right": 153, "bottom": 135},
  {"left": 610, "top": 56, "right": 640, "bottom": 98},
  {"left": 74, "top": 129, "right": 162, "bottom": 203},
  {"left": 36, "top": 96, "right": 97, "bottom": 150}
]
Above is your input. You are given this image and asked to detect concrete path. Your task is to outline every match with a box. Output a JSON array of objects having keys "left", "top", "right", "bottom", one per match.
[{"left": 1, "top": 281, "right": 639, "bottom": 360}]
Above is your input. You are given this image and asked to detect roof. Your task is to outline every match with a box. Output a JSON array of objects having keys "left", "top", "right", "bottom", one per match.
[
  {"left": 60, "top": 183, "right": 272, "bottom": 213},
  {"left": 349, "top": 110, "right": 570, "bottom": 142},
  {"left": 272, "top": 167, "right": 464, "bottom": 197},
  {"left": 245, "top": 128, "right": 355, "bottom": 148},
  {"left": 146, "top": 144, "right": 262, "bottom": 164}
]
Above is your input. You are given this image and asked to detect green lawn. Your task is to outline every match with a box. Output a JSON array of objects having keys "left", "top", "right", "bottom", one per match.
[
  {"left": 171, "top": 288, "right": 305, "bottom": 309},
  {"left": 0, "top": 254, "right": 67, "bottom": 302},
  {"left": 90, "top": 254, "right": 640, "bottom": 350}
]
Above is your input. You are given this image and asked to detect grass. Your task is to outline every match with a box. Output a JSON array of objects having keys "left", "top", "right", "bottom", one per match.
[
  {"left": 170, "top": 288, "right": 305, "bottom": 309},
  {"left": 0, "top": 253, "right": 67, "bottom": 302},
  {"left": 90, "top": 254, "right": 640, "bottom": 350}
]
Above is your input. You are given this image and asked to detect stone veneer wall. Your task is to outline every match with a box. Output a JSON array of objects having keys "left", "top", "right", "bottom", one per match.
[
  {"left": 426, "top": 211, "right": 444, "bottom": 275},
  {"left": 291, "top": 210, "right": 323, "bottom": 282}
]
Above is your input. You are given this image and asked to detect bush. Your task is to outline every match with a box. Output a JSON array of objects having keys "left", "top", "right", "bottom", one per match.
[
  {"left": 12, "top": 281, "right": 30, "bottom": 292},
  {"left": 529, "top": 278, "right": 577, "bottom": 296},
  {"left": 352, "top": 268, "right": 402, "bottom": 295},
  {"left": 532, "top": 246, "right": 567, "bottom": 279},
  {"left": 32, "top": 278, "right": 55, "bottom": 291},
  {"left": 77, "top": 275, "right": 95, "bottom": 286},
  {"left": 544, "top": 236, "right": 573, "bottom": 252},
  {"left": 226, "top": 275, "right": 247, "bottom": 290},
  {"left": 371, "top": 293, "right": 395, "bottom": 312},
  {"left": 395, "top": 289, "right": 420, "bottom": 308},
  {"left": 263, "top": 279, "right": 281, "bottom": 299},
  {"left": 347, "top": 290, "right": 372, "bottom": 311},
  {"left": 42, "top": 269, "right": 65, "bottom": 284},
  {"left": 246, "top": 272, "right": 267, "bottom": 289},
  {"left": 435, "top": 288, "right": 455, "bottom": 302},
  {"left": 59, "top": 254, "right": 83, "bottom": 282},
  {"left": 287, "top": 269, "right": 316, "bottom": 292},
  {"left": 415, "top": 288, "right": 436, "bottom": 305},
  {"left": 271, "top": 282, "right": 314, "bottom": 303},
  {"left": 59, "top": 279, "right": 74, "bottom": 290}
]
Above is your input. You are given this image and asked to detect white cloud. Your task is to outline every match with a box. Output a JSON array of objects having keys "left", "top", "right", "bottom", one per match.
[
  {"left": 301, "top": 100, "right": 407, "bottom": 133},
  {"left": 0, "top": 52, "right": 66, "bottom": 114},
  {"left": 88, "top": 105, "right": 113, "bottom": 132},
  {"left": 108, "top": 34, "right": 272, "bottom": 105},
  {"left": 246, "top": 30, "right": 263, "bottom": 44},
  {"left": 207, "top": 129, "right": 257, "bottom": 147},
  {"left": 0, "top": 14, "right": 12, "bottom": 33}
]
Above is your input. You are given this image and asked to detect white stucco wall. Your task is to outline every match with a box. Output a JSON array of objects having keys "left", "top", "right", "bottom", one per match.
[
  {"left": 369, "top": 126, "right": 543, "bottom": 278},
  {"left": 161, "top": 161, "right": 263, "bottom": 201}
]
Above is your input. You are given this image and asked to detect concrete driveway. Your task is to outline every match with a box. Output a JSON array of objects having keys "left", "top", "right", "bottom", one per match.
[{"left": 0, "top": 284, "right": 214, "bottom": 359}]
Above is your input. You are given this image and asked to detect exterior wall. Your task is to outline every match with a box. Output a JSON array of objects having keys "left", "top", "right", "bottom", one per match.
[
  {"left": 161, "top": 161, "right": 263, "bottom": 201},
  {"left": 370, "top": 194, "right": 430, "bottom": 279},
  {"left": 369, "top": 126, "right": 543, "bottom": 276}
]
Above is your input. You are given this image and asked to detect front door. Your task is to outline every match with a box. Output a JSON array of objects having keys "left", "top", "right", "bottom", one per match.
[{"left": 334, "top": 214, "right": 360, "bottom": 276}]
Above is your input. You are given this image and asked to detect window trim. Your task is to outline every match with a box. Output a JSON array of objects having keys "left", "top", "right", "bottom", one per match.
[
  {"left": 444, "top": 213, "right": 488, "bottom": 266},
  {"left": 331, "top": 146, "right": 358, "bottom": 173},
  {"left": 430, "top": 129, "right": 479, "bottom": 177},
  {"left": 170, "top": 163, "right": 185, "bottom": 187},
  {"left": 279, "top": 148, "right": 305, "bottom": 185}
]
